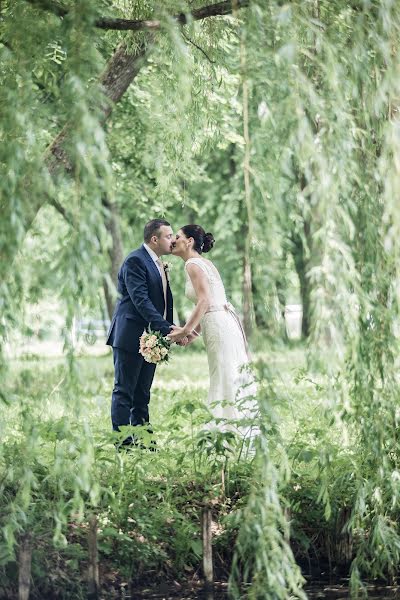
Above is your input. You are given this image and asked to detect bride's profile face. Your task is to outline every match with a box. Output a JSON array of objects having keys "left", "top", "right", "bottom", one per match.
[{"left": 171, "top": 230, "right": 190, "bottom": 256}]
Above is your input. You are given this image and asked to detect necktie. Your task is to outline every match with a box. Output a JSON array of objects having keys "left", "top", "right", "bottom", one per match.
[{"left": 156, "top": 258, "right": 167, "bottom": 319}]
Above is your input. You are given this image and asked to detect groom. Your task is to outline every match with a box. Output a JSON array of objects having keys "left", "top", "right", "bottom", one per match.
[{"left": 106, "top": 219, "right": 175, "bottom": 448}]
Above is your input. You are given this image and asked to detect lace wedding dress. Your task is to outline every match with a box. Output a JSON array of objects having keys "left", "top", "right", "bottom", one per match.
[{"left": 185, "top": 257, "right": 257, "bottom": 431}]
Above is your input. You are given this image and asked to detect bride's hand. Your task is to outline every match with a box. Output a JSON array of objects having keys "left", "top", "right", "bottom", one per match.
[
  {"left": 167, "top": 325, "right": 188, "bottom": 342},
  {"left": 184, "top": 332, "right": 198, "bottom": 346}
]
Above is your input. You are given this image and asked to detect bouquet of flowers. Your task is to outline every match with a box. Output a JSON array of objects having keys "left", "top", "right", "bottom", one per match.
[{"left": 139, "top": 328, "right": 172, "bottom": 364}]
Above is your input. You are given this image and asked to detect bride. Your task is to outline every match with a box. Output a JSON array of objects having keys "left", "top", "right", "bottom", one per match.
[{"left": 168, "top": 224, "right": 257, "bottom": 432}]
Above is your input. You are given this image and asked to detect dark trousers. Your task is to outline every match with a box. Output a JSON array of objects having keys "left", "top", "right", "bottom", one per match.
[{"left": 111, "top": 347, "right": 157, "bottom": 433}]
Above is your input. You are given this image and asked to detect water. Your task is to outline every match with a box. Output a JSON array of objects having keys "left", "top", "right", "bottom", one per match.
[
  {"left": 306, "top": 582, "right": 400, "bottom": 599},
  {"left": 127, "top": 581, "right": 400, "bottom": 599}
]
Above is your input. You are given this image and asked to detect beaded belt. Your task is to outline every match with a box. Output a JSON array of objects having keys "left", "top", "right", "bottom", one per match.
[{"left": 205, "top": 302, "right": 249, "bottom": 357}]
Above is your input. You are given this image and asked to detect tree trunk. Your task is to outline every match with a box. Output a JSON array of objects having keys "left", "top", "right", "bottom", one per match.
[
  {"left": 242, "top": 254, "right": 254, "bottom": 339},
  {"left": 176, "top": 308, "right": 187, "bottom": 327},
  {"left": 103, "top": 198, "right": 124, "bottom": 320},
  {"left": 290, "top": 227, "right": 312, "bottom": 339},
  {"left": 299, "top": 268, "right": 311, "bottom": 339},
  {"left": 275, "top": 250, "right": 289, "bottom": 341},
  {"left": 287, "top": 162, "right": 313, "bottom": 339},
  {"left": 46, "top": 39, "right": 149, "bottom": 181},
  {"left": 251, "top": 278, "right": 268, "bottom": 331},
  {"left": 239, "top": 24, "right": 255, "bottom": 341},
  {"left": 334, "top": 506, "right": 353, "bottom": 568}
]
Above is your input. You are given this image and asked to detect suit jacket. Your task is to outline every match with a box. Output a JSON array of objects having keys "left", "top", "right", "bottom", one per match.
[{"left": 106, "top": 245, "right": 173, "bottom": 352}]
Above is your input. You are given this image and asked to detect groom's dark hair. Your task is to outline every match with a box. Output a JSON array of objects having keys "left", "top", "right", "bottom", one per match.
[{"left": 144, "top": 219, "right": 170, "bottom": 243}]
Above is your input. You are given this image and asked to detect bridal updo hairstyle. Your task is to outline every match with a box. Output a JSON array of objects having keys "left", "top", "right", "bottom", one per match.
[{"left": 181, "top": 225, "right": 215, "bottom": 254}]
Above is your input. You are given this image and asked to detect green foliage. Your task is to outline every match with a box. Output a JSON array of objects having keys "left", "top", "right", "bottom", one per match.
[
  {"left": 0, "top": 344, "right": 380, "bottom": 598},
  {"left": 3, "top": 0, "right": 400, "bottom": 596},
  {"left": 0, "top": 351, "right": 257, "bottom": 596},
  {"left": 229, "top": 394, "right": 306, "bottom": 600}
]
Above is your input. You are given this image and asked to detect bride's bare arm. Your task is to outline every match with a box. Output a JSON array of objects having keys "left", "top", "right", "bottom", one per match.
[
  {"left": 182, "top": 263, "right": 211, "bottom": 334},
  {"left": 182, "top": 323, "right": 202, "bottom": 346},
  {"left": 193, "top": 323, "right": 201, "bottom": 334},
  {"left": 168, "top": 264, "right": 210, "bottom": 342}
]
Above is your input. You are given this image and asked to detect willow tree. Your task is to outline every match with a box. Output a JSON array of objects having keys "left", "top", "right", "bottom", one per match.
[
  {"left": 0, "top": 0, "right": 251, "bottom": 330},
  {"left": 3, "top": 0, "right": 400, "bottom": 597},
  {"left": 3, "top": 2, "right": 298, "bottom": 597},
  {"left": 237, "top": 0, "right": 400, "bottom": 589}
]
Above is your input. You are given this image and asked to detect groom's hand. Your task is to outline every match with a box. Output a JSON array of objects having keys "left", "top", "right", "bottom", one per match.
[
  {"left": 176, "top": 336, "right": 189, "bottom": 347},
  {"left": 167, "top": 325, "right": 188, "bottom": 342},
  {"left": 183, "top": 332, "right": 197, "bottom": 346}
]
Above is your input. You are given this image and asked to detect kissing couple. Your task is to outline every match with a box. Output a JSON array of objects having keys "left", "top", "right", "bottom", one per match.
[{"left": 106, "top": 218, "right": 256, "bottom": 450}]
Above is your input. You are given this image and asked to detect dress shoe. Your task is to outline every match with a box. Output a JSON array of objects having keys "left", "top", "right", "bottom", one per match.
[{"left": 116, "top": 438, "right": 158, "bottom": 452}]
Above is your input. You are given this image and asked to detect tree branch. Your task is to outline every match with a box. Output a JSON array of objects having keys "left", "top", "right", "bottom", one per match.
[
  {"left": 44, "top": 39, "right": 149, "bottom": 178},
  {"left": 95, "top": 0, "right": 250, "bottom": 30},
  {"left": 24, "top": 0, "right": 250, "bottom": 31},
  {"left": 181, "top": 30, "right": 216, "bottom": 64},
  {"left": 49, "top": 198, "right": 74, "bottom": 225}
]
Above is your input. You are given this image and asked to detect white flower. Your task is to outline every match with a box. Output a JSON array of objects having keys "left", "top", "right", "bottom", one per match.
[{"left": 139, "top": 330, "right": 171, "bottom": 363}]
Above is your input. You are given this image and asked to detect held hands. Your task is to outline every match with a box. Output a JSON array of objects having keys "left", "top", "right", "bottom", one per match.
[
  {"left": 184, "top": 332, "right": 198, "bottom": 346},
  {"left": 168, "top": 326, "right": 199, "bottom": 346},
  {"left": 167, "top": 325, "right": 188, "bottom": 343}
]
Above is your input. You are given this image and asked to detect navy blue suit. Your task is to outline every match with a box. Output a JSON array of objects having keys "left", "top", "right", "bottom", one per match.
[{"left": 106, "top": 245, "right": 173, "bottom": 433}]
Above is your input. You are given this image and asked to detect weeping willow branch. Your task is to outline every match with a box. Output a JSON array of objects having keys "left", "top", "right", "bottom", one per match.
[{"left": 24, "top": 0, "right": 250, "bottom": 31}]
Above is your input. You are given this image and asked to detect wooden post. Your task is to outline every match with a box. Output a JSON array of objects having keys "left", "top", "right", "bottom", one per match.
[
  {"left": 201, "top": 506, "right": 214, "bottom": 597},
  {"left": 18, "top": 533, "right": 32, "bottom": 600},
  {"left": 87, "top": 514, "right": 99, "bottom": 600},
  {"left": 335, "top": 506, "right": 353, "bottom": 568}
]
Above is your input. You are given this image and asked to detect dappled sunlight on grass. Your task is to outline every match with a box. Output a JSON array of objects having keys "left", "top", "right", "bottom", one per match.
[{"left": 6, "top": 346, "right": 314, "bottom": 438}]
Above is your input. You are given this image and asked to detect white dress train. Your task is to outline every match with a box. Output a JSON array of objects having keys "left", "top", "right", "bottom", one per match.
[{"left": 185, "top": 257, "right": 257, "bottom": 431}]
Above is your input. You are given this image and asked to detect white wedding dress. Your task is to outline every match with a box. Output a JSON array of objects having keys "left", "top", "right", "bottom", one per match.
[{"left": 185, "top": 257, "right": 257, "bottom": 432}]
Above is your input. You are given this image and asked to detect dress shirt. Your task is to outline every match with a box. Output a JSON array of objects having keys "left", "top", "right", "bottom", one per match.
[{"left": 143, "top": 243, "right": 167, "bottom": 318}]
